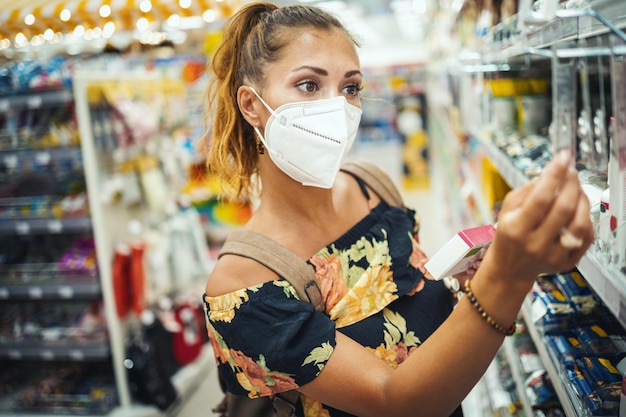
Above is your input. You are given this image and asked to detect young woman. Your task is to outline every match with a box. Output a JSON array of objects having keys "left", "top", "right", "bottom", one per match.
[{"left": 202, "top": 2, "right": 594, "bottom": 416}]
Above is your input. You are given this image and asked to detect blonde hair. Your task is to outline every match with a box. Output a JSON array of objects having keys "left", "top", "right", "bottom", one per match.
[{"left": 205, "top": 2, "right": 358, "bottom": 200}]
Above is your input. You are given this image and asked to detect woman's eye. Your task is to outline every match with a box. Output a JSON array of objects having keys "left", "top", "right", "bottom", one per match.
[
  {"left": 296, "top": 81, "right": 318, "bottom": 93},
  {"left": 343, "top": 84, "right": 362, "bottom": 96}
]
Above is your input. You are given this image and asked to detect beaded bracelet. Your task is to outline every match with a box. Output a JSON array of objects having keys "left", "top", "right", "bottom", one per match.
[{"left": 462, "top": 279, "right": 516, "bottom": 336}]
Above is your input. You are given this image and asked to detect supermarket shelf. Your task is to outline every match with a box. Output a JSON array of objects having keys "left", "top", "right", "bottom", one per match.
[
  {"left": 0, "top": 89, "right": 73, "bottom": 112},
  {"left": 502, "top": 338, "right": 534, "bottom": 417},
  {"left": 473, "top": 134, "right": 529, "bottom": 189},
  {"left": 0, "top": 280, "right": 101, "bottom": 300},
  {"left": 521, "top": 299, "right": 580, "bottom": 417},
  {"left": 0, "top": 146, "right": 82, "bottom": 163},
  {"left": 0, "top": 344, "right": 214, "bottom": 417},
  {"left": 486, "top": 0, "right": 626, "bottom": 63},
  {"left": 0, "top": 342, "right": 110, "bottom": 361},
  {"left": 476, "top": 135, "right": 626, "bottom": 331},
  {"left": 0, "top": 217, "right": 92, "bottom": 234},
  {"left": 577, "top": 252, "right": 626, "bottom": 329}
]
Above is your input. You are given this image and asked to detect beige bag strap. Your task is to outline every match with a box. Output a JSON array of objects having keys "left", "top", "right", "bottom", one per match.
[
  {"left": 340, "top": 160, "right": 404, "bottom": 208},
  {"left": 218, "top": 230, "right": 325, "bottom": 313}
]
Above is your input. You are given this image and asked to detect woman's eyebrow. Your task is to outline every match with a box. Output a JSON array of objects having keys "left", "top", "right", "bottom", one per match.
[{"left": 292, "top": 66, "right": 363, "bottom": 79}]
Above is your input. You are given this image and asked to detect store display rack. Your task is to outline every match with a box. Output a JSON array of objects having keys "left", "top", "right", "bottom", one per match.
[
  {"left": 478, "top": 133, "right": 626, "bottom": 330},
  {"left": 486, "top": 0, "right": 626, "bottom": 64},
  {"left": 0, "top": 86, "right": 116, "bottom": 416},
  {"left": 437, "top": 1, "right": 626, "bottom": 416},
  {"left": 0, "top": 62, "right": 213, "bottom": 415}
]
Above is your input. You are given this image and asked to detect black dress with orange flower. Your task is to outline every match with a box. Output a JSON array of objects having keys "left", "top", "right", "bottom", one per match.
[{"left": 203, "top": 198, "right": 463, "bottom": 417}]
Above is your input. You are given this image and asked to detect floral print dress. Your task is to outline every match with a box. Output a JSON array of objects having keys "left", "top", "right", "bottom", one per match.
[{"left": 203, "top": 185, "right": 463, "bottom": 417}]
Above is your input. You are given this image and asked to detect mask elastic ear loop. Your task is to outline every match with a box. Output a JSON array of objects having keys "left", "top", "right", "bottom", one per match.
[
  {"left": 253, "top": 126, "right": 271, "bottom": 151},
  {"left": 248, "top": 86, "right": 276, "bottom": 116},
  {"left": 248, "top": 86, "right": 274, "bottom": 152}
]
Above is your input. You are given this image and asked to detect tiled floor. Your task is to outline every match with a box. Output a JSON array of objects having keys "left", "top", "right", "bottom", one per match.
[{"left": 176, "top": 186, "right": 447, "bottom": 417}]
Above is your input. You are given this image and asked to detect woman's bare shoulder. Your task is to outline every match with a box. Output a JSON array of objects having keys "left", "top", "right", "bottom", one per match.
[{"left": 204, "top": 253, "right": 279, "bottom": 297}]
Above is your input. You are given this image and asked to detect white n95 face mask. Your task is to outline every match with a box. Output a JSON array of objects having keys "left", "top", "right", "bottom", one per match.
[{"left": 249, "top": 87, "right": 362, "bottom": 188}]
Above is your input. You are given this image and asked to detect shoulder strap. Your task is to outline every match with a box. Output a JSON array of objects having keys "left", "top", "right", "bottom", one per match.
[
  {"left": 218, "top": 229, "right": 325, "bottom": 313},
  {"left": 340, "top": 160, "right": 404, "bottom": 208}
]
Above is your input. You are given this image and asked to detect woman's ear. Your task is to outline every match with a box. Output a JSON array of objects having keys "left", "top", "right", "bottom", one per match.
[{"left": 237, "top": 86, "right": 261, "bottom": 128}]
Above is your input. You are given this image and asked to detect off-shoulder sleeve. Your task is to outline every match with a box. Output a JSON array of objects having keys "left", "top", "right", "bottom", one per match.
[{"left": 204, "top": 280, "right": 336, "bottom": 398}]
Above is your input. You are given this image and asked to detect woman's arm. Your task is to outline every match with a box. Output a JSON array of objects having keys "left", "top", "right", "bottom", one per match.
[{"left": 299, "top": 150, "right": 593, "bottom": 417}]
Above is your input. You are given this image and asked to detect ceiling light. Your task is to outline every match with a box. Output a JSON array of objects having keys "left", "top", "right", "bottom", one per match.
[
  {"left": 31, "top": 35, "right": 44, "bottom": 46},
  {"left": 99, "top": 5, "right": 112, "bottom": 18},
  {"left": 140, "top": 0, "right": 152, "bottom": 13},
  {"left": 25, "top": 14, "right": 35, "bottom": 25},
  {"left": 103, "top": 22, "right": 116, "bottom": 38},
  {"left": 15, "top": 33, "right": 27, "bottom": 47},
  {"left": 179, "top": 0, "right": 192, "bottom": 9},
  {"left": 137, "top": 17, "right": 149, "bottom": 31},
  {"left": 60, "top": 9, "right": 71, "bottom": 21},
  {"left": 203, "top": 10, "right": 216, "bottom": 22},
  {"left": 167, "top": 14, "right": 181, "bottom": 27}
]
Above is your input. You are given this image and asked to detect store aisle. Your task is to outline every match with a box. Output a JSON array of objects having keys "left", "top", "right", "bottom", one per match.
[
  {"left": 403, "top": 188, "right": 448, "bottom": 257},
  {"left": 176, "top": 185, "right": 448, "bottom": 417},
  {"left": 176, "top": 350, "right": 224, "bottom": 416}
]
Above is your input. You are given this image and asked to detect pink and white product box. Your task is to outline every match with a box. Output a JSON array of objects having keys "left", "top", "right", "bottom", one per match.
[{"left": 425, "top": 224, "right": 496, "bottom": 280}]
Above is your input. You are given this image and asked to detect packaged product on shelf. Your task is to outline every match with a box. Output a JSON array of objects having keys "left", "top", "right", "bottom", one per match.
[
  {"left": 530, "top": 276, "right": 576, "bottom": 333},
  {"left": 574, "top": 356, "right": 622, "bottom": 416},
  {"left": 553, "top": 270, "right": 596, "bottom": 315},
  {"left": 525, "top": 370, "right": 561, "bottom": 411},
  {"left": 619, "top": 377, "right": 626, "bottom": 417},
  {"left": 545, "top": 333, "right": 584, "bottom": 368},
  {"left": 424, "top": 224, "right": 496, "bottom": 279},
  {"left": 574, "top": 324, "right": 626, "bottom": 362}
]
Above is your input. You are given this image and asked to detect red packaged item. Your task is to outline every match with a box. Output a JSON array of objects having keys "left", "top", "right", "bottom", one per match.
[
  {"left": 172, "top": 302, "right": 204, "bottom": 365},
  {"left": 129, "top": 241, "right": 146, "bottom": 315},
  {"left": 112, "top": 243, "right": 132, "bottom": 318}
]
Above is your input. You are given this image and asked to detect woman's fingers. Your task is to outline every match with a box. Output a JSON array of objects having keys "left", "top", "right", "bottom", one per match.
[
  {"left": 490, "top": 150, "right": 594, "bottom": 278},
  {"left": 532, "top": 163, "right": 581, "bottom": 248},
  {"left": 496, "top": 151, "right": 572, "bottom": 248}
]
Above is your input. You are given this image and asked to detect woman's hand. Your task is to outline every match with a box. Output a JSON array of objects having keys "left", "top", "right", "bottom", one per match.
[
  {"left": 481, "top": 150, "right": 594, "bottom": 288},
  {"left": 453, "top": 247, "right": 486, "bottom": 286}
]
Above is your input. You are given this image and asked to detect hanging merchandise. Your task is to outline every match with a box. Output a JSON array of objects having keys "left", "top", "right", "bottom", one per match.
[
  {"left": 172, "top": 302, "right": 205, "bottom": 366},
  {"left": 124, "top": 334, "right": 180, "bottom": 412},
  {"left": 119, "top": 161, "right": 143, "bottom": 208},
  {"left": 167, "top": 211, "right": 200, "bottom": 290},
  {"left": 129, "top": 240, "right": 147, "bottom": 316},
  {"left": 112, "top": 242, "right": 133, "bottom": 319},
  {"left": 111, "top": 238, "right": 147, "bottom": 318},
  {"left": 141, "top": 309, "right": 180, "bottom": 378},
  {"left": 133, "top": 155, "right": 168, "bottom": 213},
  {"left": 144, "top": 228, "right": 174, "bottom": 302}
]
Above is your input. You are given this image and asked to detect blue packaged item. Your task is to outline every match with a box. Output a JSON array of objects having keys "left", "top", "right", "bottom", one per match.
[
  {"left": 576, "top": 356, "right": 622, "bottom": 416},
  {"left": 0, "top": 66, "right": 14, "bottom": 93},
  {"left": 566, "top": 362, "right": 601, "bottom": 415},
  {"left": 546, "top": 333, "right": 584, "bottom": 366},
  {"left": 575, "top": 325, "right": 626, "bottom": 361},
  {"left": 554, "top": 270, "right": 596, "bottom": 314},
  {"left": 525, "top": 369, "right": 560, "bottom": 409},
  {"left": 531, "top": 277, "right": 575, "bottom": 333}
]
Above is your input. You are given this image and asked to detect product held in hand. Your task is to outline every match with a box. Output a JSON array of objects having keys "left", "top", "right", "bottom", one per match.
[{"left": 425, "top": 224, "right": 496, "bottom": 279}]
